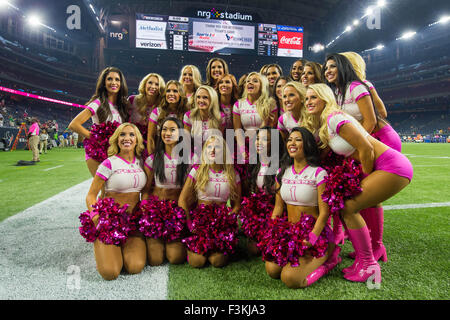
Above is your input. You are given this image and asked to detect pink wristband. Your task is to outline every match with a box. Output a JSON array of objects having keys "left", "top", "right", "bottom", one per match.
[
  {"left": 89, "top": 210, "right": 99, "bottom": 220},
  {"left": 308, "top": 232, "right": 319, "bottom": 246}
]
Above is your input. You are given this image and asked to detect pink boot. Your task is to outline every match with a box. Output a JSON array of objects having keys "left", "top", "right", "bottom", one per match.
[
  {"left": 342, "top": 231, "right": 360, "bottom": 274},
  {"left": 305, "top": 246, "right": 342, "bottom": 287},
  {"left": 306, "top": 265, "right": 328, "bottom": 286},
  {"left": 365, "top": 207, "right": 388, "bottom": 262},
  {"left": 344, "top": 227, "right": 381, "bottom": 283}
]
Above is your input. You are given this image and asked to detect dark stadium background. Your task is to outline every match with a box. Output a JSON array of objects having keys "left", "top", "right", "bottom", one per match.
[{"left": 0, "top": 0, "right": 449, "bottom": 145}]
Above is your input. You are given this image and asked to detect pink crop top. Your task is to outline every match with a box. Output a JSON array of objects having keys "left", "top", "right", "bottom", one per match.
[
  {"left": 144, "top": 152, "right": 196, "bottom": 189},
  {"left": 128, "top": 95, "right": 153, "bottom": 126},
  {"left": 86, "top": 99, "right": 122, "bottom": 125},
  {"left": 148, "top": 107, "right": 179, "bottom": 133},
  {"left": 277, "top": 112, "right": 301, "bottom": 134},
  {"left": 96, "top": 155, "right": 147, "bottom": 193},
  {"left": 336, "top": 81, "right": 371, "bottom": 121},
  {"left": 233, "top": 99, "right": 277, "bottom": 131},
  {"left": 188, "top": 166, "right": 241, "bottom": 203},
  {"left": 327, "top": 111, "right": 370, "bottom": 157},
  {"left": 276, "top": 165, "right": 327, "bottom": 207}
]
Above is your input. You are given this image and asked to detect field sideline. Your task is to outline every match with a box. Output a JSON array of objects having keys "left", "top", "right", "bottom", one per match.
[{"left": 0, "top": 143, "right": 449, "bottom": 300}]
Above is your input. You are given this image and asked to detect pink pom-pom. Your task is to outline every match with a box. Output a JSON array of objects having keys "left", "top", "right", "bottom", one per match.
[
  {"left": 182, "top": 203, "right": 238, "bottom": 256},
  {"left": 239, "top": 191, "right": 274, "bottom": 242},
  {"left": 83, "top": 121, "right": 121, "bottom": 163},
  {"left": 257, "top": 214, "right": 330, "bottom": 267},
  {"left": 79, "top": 197, "right": 131, "bottom": 246}
]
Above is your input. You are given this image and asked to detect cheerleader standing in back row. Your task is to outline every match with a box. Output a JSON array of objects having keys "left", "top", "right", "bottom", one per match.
[
  {"left": 142, "top": 117, "right": 191, "bottom": 266},
  {"left": 83, "top": 123, "right": 148, "bottom": 280},
  {"left": 277, "top": 81, "right": 307, "bottom": 142},
  {"left": 302, "top": 84, "right": 412, "bottom": 283},
  {"left": 262, "top": 127, "right": 338, "bottom": 288},
  {"left": 179, "top": 135, "right": 242, "bottom": 268},
  {"left": 179, "top": 65, "right": 202, "bottom": 109},
  {"left": 69, "top": 67, "right": 129, "bottom": 177},
  {"left": 128, "top": 73, "right": 165, "bottom": 159},
  {"left": 205, "top": 58, "right": 229, "bottom": 88}
]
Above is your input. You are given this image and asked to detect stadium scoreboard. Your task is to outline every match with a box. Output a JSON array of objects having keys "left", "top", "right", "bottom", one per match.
[{"left": 133, "top": 13, "right": 303, "bottom": 57}]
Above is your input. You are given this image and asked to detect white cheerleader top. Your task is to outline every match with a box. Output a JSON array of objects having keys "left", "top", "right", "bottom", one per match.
[
  {"left": 96, "top": 155, "right": 147, "bottom": 193},
  {"left": 336, "top": 81, "right": 371, "bottom": 121},
  {"left": 276, "top": 165, "right": 327, "bottom": 207},
  {"left": 86, "top": 99, "right": 122, "bottom": 125}
]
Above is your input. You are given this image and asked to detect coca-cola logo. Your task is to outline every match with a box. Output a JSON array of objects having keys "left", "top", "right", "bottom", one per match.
[{"left": 280, "top": 36, "right": 302, "bottom": 45}]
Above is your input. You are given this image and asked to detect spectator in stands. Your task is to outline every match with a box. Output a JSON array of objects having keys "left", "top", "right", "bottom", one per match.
[{"left": 28, "top": 117, "right": 40, "bottom": 162}]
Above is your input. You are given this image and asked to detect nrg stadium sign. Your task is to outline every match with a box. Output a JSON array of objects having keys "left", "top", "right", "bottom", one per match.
[{"left": 197, "top": 8, "right": 253, "bottom": 21}]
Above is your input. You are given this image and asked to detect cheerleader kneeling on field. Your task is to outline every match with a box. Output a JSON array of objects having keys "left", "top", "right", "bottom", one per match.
[
  {"left": 141, "top": 117, "right": 192, "bottom": 266},
  {"left": 179, "top": 135, "right": 242, "bottom": 268},
  {"left": 260, "top": 127, "right": 337, "bottom": 288},
  {"left": 80, "top": 123, "right": 148, "bottom": 281}
]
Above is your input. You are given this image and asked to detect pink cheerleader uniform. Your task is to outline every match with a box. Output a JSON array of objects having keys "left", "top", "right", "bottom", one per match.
[
  {"left": 138, "top": 152, "right": 191, "bottom": 242},
  {"left": 183, "top": 110, "right": 226, "bottom": 141},
  {"left": 148, "top": 107, "right": 179, "bottom": 134},
  {"left": 257, "top": 165, "right": 334, "bottom": 267},
  {"left": 79, "top": 155, "right": 147, "bottom": 245},
  {"left": 128, "top": 95, "right": 154, "bottom": 160},
  {"left": 337, "top": 81, "right": 402, "bottom": 152},
  {"left": 182, "top": 166, "right": 241, "bottom": 256},
  {"left": 83, "top": 99, "right": 123, "bottom": 162},
  {"left": 277, "top": 112, "right": 301, "bottom": 136},
  {"left": 221, "top": 103, "right": 234, "bottom": 130}
]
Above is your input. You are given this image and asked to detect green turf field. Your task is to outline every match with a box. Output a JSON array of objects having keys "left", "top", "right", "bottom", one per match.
[{"left": 0, "top": 143, "right": 449, "bottom": 299}]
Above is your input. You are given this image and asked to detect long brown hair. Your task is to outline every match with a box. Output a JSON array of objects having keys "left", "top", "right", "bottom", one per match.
[{"left": 87, "top": 67, "right": 129, "bottom": 123}]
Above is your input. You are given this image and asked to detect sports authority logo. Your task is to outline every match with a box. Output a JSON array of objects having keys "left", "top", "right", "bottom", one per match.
[{"left": 197, "top": 8, "right": 253, "bottom": 21}]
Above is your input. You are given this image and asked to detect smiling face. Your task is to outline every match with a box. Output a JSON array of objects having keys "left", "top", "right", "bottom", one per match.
[
  {"left": 210, "top": 60, "right": 225, "bottom": 82},
  {"left": 218, "top": 75, "right": 233, "bottom": 96},
  {"left": 290, "top": 61, "right": 304, "bottom": 81},
  {"left": 118, "top": 125, "right": 137, "bottom": 152},
  {"left": 161, "top": 120, "right": 179, "bottom": 146},
  {"left": 105, "top": 72, "right": 121, "bottom": 95},
  {"left": 145, "top": 76, "right": 160, "bottom": 98},
  {"left": 275, "top": 78, "right": 287, "bottom": 101},
  {"left": 246, "top": 74, "right": 261, "bottom": 96},
  {"left": 266, "top": 66, "right": 280, "bottom": 86},
  {"left": 324, "top": 59, "right": 338, "bottom": 84},
  {"left": 165, "top": 83, "right": 181, "bottom": 105},
  {"left": 195, "top": 88, "right": 211, "bottom": 111},
  {"left": 305, "top": 88, "right": 326, "bottom": 116},
  {"left": 182, "top": 67, "right": 193, "bottom": 85},
  {"left": 205, "top": 138, "right": 224, "bottom": 164},
  {"left": 255, "top": 129, "right": 271, "bottom": 157},
  {"left": 283, "top": 85, "right": 302, "bottom": 112},
  {"left": 301, "top": 66, "right": 316, "bottom": 86},
  {"left": 286, "top": 130, "right": 304, "bottom": 159}
]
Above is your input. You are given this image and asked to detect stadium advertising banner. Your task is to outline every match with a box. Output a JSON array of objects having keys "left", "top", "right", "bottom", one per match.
[
  {"left": 135, "top": 13, "right": 303, "bottom": 57},
  {"left": 107, "top": 18, "right": 129, "bottom": 49}
]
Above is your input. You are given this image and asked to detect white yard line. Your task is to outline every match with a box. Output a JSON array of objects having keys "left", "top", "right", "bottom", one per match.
[
  {"left": 384, "top": 202, "right": 450, "bottom": 210},
  {"left": 0, "top": 179, "right": 169, "bottom": 300},
  {"left": 43, "top": 165, "right": 64, "bottom": 171}
]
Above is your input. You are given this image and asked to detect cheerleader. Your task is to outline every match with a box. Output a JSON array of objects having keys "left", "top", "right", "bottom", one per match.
[
  {"left": 128, "top": 73, "right": 165, "bottom": 158},
  {"left": 179, "top": 65, "right": 202, "bottom": 109},
  {"left": 216, "top": 74, "right": 239, "bottom": 131},
  {"left": 325, "top": 53, "right": 401, "bottom": 261},
  {"left": 272, "top": 76, "right": 289, "bottom": 115},
  {"left": 69, "top": 67, "right": 129, "bottom": 176},
  {"left": 237, "top": 73, "right": 249, "bottom": 98},
  {"left": 264, "top": 64, "right": 283, "bottom": 94},
  {"left": 339, "top": 51, "right": 401, "bottom": 151},
  {"left": 277, "top": 81, "right": 307, "bottom": 142},
  {"left": 302, "top": 84, "right": 413, "bottom": 283},
  {"left": 183, "top": 85, "right": 225, "bottom": 156},
  {"left": 262, "top": 127, "right": 337, "bottom": 288},
  {"left": 179, "top": 135, "right": 241, "bottom": 268},
  {"left": 205, "top": 58, "right": 229, "bottom": 88},
  {"left": 147, "top": 80, "right": 187, "bottom": 155},
  {"left": 300, "top": 62, "right": 323, "bottom": 87},
  {"left": 289, "top": 59, "right": 306, "bottom": 82},
  {"left": 142, "top": 117, "right": 191, "bottom": 266},
  {"left": 83, "top": 123, "right": 147, "bottom": 280},
  {"left": 242, "top": 126, "right": 286, "bottom": 255},
  {"left": 233, "top": 72, "right": 278, "bottom": 162}
]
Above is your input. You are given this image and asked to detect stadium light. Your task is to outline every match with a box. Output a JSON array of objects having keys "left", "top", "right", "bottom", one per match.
[
  {"left": 345, "top": 25, "right": 352, "bottom": 32},
  {"left": 438, "top": 15, "right": 450, "bottom": 24},
  {"left": 312, "top": 43, "right": 324, "bottom": 53},
  {"left": 377, "top": 0, "right": 386, "bottom": 8},
  {"left": 398, "top": 31, "right": 416, "bottom": 40},
  {"left": 353, "top": 19, "right": 360, "bottom": 26},
  {"left": 366, "top": 7, "right": 374, "bottom": 17},
  {"left": 0, "top": 0, "right": 11, "bottom": 9},
  {"left": 28, "top": 14, "right": 42, "bottom": 27},
  {"left": 376, "top": 44, "right": 384, "bottom": 50}
]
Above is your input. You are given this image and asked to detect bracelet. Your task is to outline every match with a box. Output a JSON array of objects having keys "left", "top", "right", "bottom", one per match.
[{"left": 308, "top": 232, "right": 319, "bottom": 246}]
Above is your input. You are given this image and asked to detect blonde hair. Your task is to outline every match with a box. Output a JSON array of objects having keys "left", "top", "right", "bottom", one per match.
[
  {"left": 240, "top": 72, "right": 275, "bottom": 122},
  {"left": 283, "top": 81, "right": 307, "bottom": 122},
  {"left": 194, "top": 135, "right": 238, "bottom": 202},
  {"left": 179, "top": 65, "right": 203, "bottom": 109},
  {"left": 340, "top": 52, "right": 366, "bottom": 80},
  {"left": 190, "top": 85, "right": 222, "bottom": 137},
  {"left": 301, "top": 84, "right": 342, "bottom": 149},
  {"left": 108, "top": 122, "right": 145, "bottom": 157},
  {"left": 135, "top": 73, "right": 165, "bottom": 118}
]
